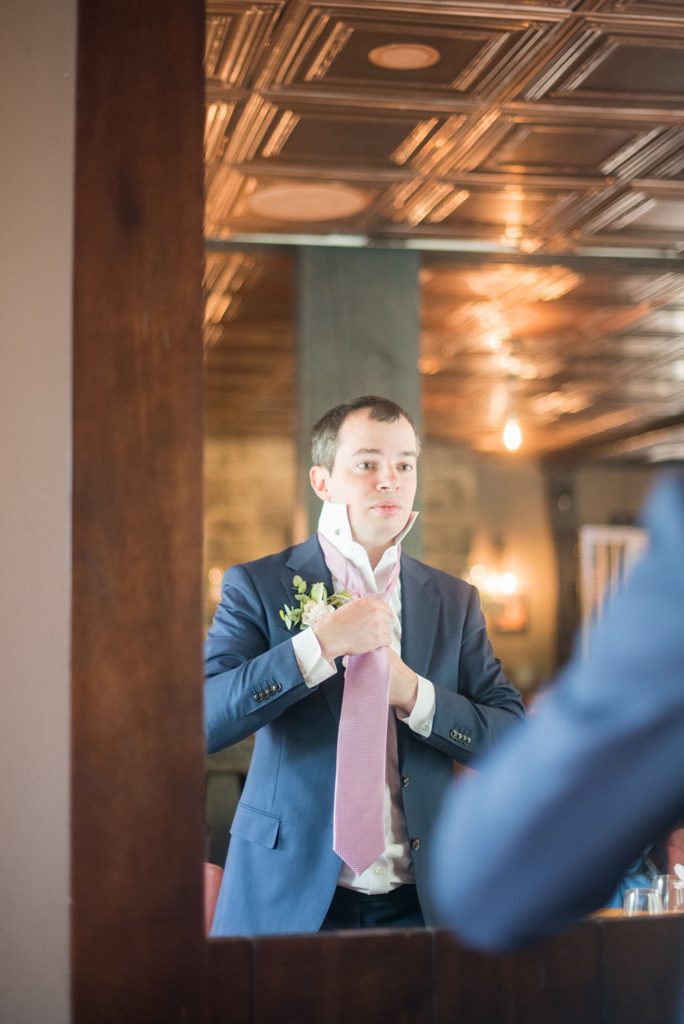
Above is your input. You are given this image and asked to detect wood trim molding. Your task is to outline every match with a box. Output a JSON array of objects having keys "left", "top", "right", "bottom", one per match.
[
  {"left": 71, "top": 2, "right": 206, "bottom": 1020},
  {"left": 69, "top": 3, "right": 684, "bottom": 1022}
]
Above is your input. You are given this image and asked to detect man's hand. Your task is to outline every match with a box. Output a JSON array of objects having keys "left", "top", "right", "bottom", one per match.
[
  {"left": 312, "top": 598, "right": 393, "bottom": 663},
  {"left": 387, "top": 647, "right": 419, "bottom": 716},
  {"left": 312, "top": 603, "right": 418, "bottom": 715}
]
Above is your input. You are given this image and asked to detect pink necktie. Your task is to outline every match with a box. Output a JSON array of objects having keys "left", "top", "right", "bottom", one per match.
[{"left": 318, "top": 533, "right": 402, "bottom": 875}]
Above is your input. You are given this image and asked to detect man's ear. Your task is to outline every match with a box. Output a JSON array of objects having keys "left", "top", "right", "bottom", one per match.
[{"left": 309, "top": 465, "right": 331, "bottom": 501}]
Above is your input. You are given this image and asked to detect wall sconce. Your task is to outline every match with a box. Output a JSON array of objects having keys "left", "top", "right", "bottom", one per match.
[{"left": 467, "top": 562, "right": 528, "bottom": 634}]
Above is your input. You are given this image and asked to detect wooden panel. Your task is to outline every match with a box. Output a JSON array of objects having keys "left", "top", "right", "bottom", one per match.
[
  {"left": 208, "top": 919, "right": 684, "bottom": 1024},
  {"left": 204, "top": 251, "right": 295, "bottom": 438},
  {"left": 205, "top": 939, "right": 253, "bottom": 1024},
  {"left": 434, "top": 923, "right": 602, "bottom": 1024},
  {"left": 71, "top": 0, "right": 206, "bottom": 1021},
  {"left": 252, "top": 930, "right": 433, "bottom": 1024},
  {"left": 601, "top": 916, "right": 684, "bottom": 1024}
]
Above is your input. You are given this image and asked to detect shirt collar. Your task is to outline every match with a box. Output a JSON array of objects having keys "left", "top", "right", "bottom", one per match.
[{"left": 316, "top": 500, "right": 418, "bottom": 588}]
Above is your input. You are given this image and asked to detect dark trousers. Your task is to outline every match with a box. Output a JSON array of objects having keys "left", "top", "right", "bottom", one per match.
[{"left": 320, "top": 884, "right": 425, "bottom": 930}]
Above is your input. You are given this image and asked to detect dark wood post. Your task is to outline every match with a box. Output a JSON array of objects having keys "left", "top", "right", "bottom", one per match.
[{"left": 71, "top": 1, "right": 206, "bottom": 1020}]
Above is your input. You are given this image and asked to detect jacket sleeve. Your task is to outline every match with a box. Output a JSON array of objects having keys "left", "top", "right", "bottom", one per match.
[
  {"left": 428, "top": 473, "right": 684, "bottom": 951},
  {"left": 204, "top": 563, "right": 314, "bottom": 753}
]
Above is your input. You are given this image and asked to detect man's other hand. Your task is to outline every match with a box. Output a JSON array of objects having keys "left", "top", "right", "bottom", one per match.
[{"left": 387, "top": 647, "right": 419, "bottom": 716}]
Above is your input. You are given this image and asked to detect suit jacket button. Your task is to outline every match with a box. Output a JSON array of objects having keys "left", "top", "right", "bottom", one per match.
[
  {"left": 401, "top": 776, "right": 411, "bottom": 787},
  {"left": 410, "top": 837, "right": 421, "bottom": 850},
  {"left": 449, "top": 729, "right": 457, "bottom": 740}
]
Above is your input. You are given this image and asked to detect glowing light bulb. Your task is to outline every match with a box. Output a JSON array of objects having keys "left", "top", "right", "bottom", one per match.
[
  {"left": 503, "top": 416, "right": 522, "bottom": 451},
  {"left": 499, "top": 572, "right": 518, "bottom": 595}
]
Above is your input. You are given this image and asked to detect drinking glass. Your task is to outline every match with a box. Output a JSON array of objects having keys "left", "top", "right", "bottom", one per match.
[
  {"left": 623, "top": 887, "right": 663, "bottom": 916},
  {"left": 652, "top": 874, "right": 681, "bottom": 912},
  {"left": 672, "top": 881, "right": 684, "bottom": 913}
]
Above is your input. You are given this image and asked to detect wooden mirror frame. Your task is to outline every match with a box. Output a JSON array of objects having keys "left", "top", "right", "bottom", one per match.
[
  {"left": 71, "top": 5, "right": 434, "bottom": 1022},
  {"left": 70, "top": 3, "right": 684, "bottom": 1023},
  {"left": 71, "top": 0, "right": 208, "bottom": 1018}
]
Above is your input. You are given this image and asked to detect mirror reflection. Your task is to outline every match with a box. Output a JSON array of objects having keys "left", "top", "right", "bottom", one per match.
[
  {"left": 201, "top": 0, "right": 684, "bottom": 939},
  {"left": 201, "top": 247, "right": 678, "bottom": 937}
]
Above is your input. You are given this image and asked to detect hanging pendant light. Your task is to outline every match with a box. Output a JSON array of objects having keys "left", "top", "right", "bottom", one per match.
[{"left": 502, "top": 415, "right": 522, "bottom": 451}]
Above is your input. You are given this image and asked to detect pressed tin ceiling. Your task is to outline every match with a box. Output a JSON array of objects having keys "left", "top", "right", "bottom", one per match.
[{"left": 203, "top": 0, "right": 684, "bottom": 460}]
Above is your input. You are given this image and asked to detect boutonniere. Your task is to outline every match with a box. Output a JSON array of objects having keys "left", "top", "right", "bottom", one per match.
[{"left": 280, "top": 575, "right": 351, "bottom": 630}]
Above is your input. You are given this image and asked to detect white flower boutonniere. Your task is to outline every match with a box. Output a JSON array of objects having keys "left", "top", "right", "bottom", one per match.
[{"left": 280, "top": 575, "right": 351, "bottom": 630}]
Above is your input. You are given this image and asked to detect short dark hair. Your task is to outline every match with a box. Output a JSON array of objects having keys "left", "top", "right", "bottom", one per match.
[{"left": 311, "top": 395, "right": 418, "bottom": 471}]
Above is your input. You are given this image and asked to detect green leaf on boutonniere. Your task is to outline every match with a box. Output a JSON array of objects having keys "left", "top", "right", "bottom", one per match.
[{"left": 279, "top": 575, "right": 351, "bottom": 630}]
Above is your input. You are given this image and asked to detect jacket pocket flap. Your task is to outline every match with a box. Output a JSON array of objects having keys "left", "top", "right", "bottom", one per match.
[{"left": 230, "top": 802, "right": 280, "bottom": 849}]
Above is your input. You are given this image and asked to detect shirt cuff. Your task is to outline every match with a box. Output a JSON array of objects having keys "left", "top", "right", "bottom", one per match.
[
  {"left": 397, "top": 675, "right": 436, "bottom": 737},
  {"left": 292, "top": 627, "right": 337, "bottom": 688}
]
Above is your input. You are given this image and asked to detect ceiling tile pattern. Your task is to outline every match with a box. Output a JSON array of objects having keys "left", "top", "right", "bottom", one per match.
[{"left": 203, "top": 0, "right": 684, "bottom": 460}]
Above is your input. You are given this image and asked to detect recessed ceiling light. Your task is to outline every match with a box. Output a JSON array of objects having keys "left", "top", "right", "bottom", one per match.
[
  {"left": 368, "top": 43, "right": 441, "bottom": 71},
  {"left": 246, "top": 183, "right": 370, "bottom": 221}
]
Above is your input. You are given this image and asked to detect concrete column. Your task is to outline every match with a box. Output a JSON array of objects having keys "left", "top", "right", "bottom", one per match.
[{"left": 296, "top": 246, "right": 422, "bottom": 551}]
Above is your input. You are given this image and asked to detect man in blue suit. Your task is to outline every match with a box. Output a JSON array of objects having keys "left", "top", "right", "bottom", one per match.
[
  {"left": 429, "top": 472, "right": 684, "bottom": 953},
  {"left": 205, "top": 395, "right": 525, "bottom": 936}
]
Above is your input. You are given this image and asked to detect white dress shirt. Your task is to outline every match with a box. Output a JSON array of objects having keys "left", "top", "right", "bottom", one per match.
[{"left": 291, "top": 501, "right": 436, "bottom": 893}]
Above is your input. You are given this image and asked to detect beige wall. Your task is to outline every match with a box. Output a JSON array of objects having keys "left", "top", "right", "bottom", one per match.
[
  {"left": 0, "top": 1, "right": 75, "bottom": 1020},
  {"left": 471, "top": 455, "right": 557, "bottom": 692},
  {"left": 422, "top": 444, "right": 557, "bottom": 693},
  {"left": 574, "top": 463, "right": 659, "bottom": 525},
  {"left": 204, "top": 436, "right": 297, "bottom": 626}
]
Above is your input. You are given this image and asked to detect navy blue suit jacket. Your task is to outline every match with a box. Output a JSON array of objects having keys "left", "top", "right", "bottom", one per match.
[
  {"left": 204, "top": 536, "right": 525, "bottom": 935},
  {"left": 429, "top": 473, "right": 684, "bottom": 952}
]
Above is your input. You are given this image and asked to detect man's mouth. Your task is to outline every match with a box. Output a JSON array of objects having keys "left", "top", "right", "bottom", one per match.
[{"left": 371, "top": 503, "right": 402, "bottom": 516}]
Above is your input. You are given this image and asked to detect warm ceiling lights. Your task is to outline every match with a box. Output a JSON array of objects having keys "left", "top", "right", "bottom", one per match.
[
  {"left": 502, "top": 416, "right": 523, "bottom": 452},
  {"left": 247, "top": 183, "right": 370, "bottom": 221},
  {"left": 368, "top": 43, "right": 441, "bottom": 70}
]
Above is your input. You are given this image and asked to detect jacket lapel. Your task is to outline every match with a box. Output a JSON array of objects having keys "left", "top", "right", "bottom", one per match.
[
  {"left": 283, "top": 535, "right": 333, "bottom": 602},
  {"left": 284, "top": 536, "right": 344, "bottom": 721},
  {"left": 397, "top": 555, "right": 441, "bottom": 764},
  {"left": 400, "top": 555, "right": 440, "bottom": 681}
]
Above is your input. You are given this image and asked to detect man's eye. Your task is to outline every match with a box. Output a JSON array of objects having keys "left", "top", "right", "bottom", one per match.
[
  {"left": 357, "top": 462, "right": 373, "bottom": 471},
  {"left": 399, "top": 463, "right": 414, "bottom": 473}
]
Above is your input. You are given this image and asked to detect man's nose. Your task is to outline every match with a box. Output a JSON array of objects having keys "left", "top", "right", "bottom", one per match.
[{"left": 377, "top": 467, "right": 400, "bottom": 490}]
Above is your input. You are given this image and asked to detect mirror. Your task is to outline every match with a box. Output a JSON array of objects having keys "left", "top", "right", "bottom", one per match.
[
  {"left": 201, "top": 5, "right": 684, "bottom": 932},
  {"left": 70, "top": 3, "right": 684, "bottom": 1016},
  {"left": 201, "top": 241, "right": 670, "bottom": 936}
]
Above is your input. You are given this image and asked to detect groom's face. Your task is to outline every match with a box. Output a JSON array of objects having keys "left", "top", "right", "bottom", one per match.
[{"left": 310, "top": 410, "right": 418, "bottom": 556}]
